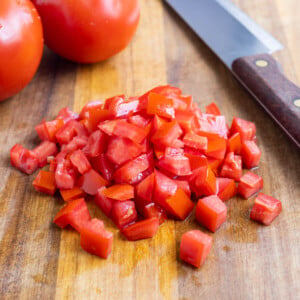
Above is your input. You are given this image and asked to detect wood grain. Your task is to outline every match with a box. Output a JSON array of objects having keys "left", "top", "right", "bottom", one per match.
[{"left": 0, "top": 0, "right": 299, "bottom": 299}]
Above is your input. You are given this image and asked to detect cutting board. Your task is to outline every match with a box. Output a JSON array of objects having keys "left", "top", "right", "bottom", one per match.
[{"left": 0, "top": 0, "right": 299, "bottom": 299}]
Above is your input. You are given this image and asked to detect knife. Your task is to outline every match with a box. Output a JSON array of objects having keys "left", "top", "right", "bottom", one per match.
[{"left": 164, "top": 0, "right": 300, "bottom": 148}]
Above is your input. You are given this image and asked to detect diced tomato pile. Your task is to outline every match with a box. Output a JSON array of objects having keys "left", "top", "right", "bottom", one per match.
[{"left": 10, "top": 85, "right": 282, "bottom": 267}]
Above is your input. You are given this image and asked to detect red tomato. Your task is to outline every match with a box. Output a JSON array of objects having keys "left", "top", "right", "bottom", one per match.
[
  {"left": 10, "top": 144, "right": 39, "bottom": 175},
  {"left": 121, "top": 217, "right": 160, "bottom": 241},
  {"left": 80, "top": 219, "right": 113, "bottom": 259},
  {"left": 0, "top": 0, "right": 43, "bottom": 101},
  {"left": 143, "top": 203, "right": 167, "bottom": 225},
  {"left": 32, "top": 0, "right": 140, "bottom": 63},
  {"left": 53, "top": 198, "right": 91, "bottom": 232},
  {"left": 180, "top": 230, "right": 213, "bottom": 268},
  {"left": 165, "top": 188, "right": 194, "bottom": 220},
  {"left": 69, "top": 150, "right": 91, "bottom": 175},
  {"left": 195, "top": 195, "right": 227, "bottom": 232},
  {"left": 250, "top": 193, "right": 282, "bottom": 225},
  {"left": 60, "top": 187, "right": 85, "bottom": 202},
  {"left": 33, "top": 141, "right": 58, "bottom": 167},
  {"left": 77, "top": 169, "right": 108, "bottom": 195},
  {"left": 33, "top": 170, "right": 57, "bottom": 195},
  {"left": 102, "top": 184, "right": 134, "bottom": 201},
  {"left": 95, "top": 187, "right": 114, "bottom": 217},
  {"left": 216, "top": 177, "right": 237, "bottom": 201},
  {"left": 220, "top": 152, "right": 242, "bottom": 181},
  {"left": 111, "top": 201, "right": 137, "bottom": 228},
  {"left": 237, "top": 172, "right": 263, "bottom": 199}
]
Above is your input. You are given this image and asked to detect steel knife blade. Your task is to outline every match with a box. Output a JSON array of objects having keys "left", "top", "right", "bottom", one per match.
[{"left": 164, "top": 0, "right": 300, "bottom": 148}]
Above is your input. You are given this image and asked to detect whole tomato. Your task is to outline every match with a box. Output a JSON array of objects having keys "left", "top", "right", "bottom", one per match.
[
  {"left": 32, "top": 0, "right": 140, "bottom": 63},
  {"left": 0, "top": 0, "right": 44, "bottom": 102}
]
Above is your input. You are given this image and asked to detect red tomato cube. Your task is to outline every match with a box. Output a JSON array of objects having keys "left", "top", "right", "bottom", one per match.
[
  {"left": 80, "top": 219, "right": 113, "bottom": 259},
  {"left": 216, "top": 177, "right": 237, "bottom": 201},
  {"left": 106, "top": 136, "right": 142, "bottom": 165},
  {"left": 195, "top": 195, "right": 227, "bottom": 232},
  {"left": 53, "top": 198, "right": 91, "bottom": 232},
  {"left": 165, "top": 188, "right": 194, "bottom": 220},
  {"left": 33, "top": 141, "right": 58, "bottom": 167},
  {"left": 227, "top": 132, "right": 241, "bottom": 154},
  {"left": 190, "top": 165, "right": 217, "bottom": 197},
  {"left": 144, "top": 203, "right": 167, "bottom": 225},
  {"left": 94, "top": 187, "right": 114, "bottom": 217},
  {"left": 180, "top": 230, "right": 213, "bottom": 268},
  {"left": 241, "top": 140, "right": 261, "bottom": 169},
  {"left": 230, "top": 117, "right": 256, "bottom": 141},
  {"left": 121, "top": 217, "right": 160, "bottom": 241},
  {"left": 102, "top": 184, "right": 134, "bottom": 201},
  {"left": 33, "top": 170, "right": 57, "bottom": 195},
  {"left": 77, "top": 169, "right": 108, "bottom": 195},
  {"left": 10, "top": 144, "right": 39, "bottom": 175},
  {"left": 238, "top": 172, "right": 263, "bottom": 199},
  {"left": 60, "top": 187, "right": 85, "bottom": 202},
  {"left": 147, "top": 92, "right": 175, "bottom": 119},
  {"left": 70, "top": 149, "right": 91, "bottom": 174},
  {"left": 113, "top": 154, "right": 151, "bottom": 184},
  {"left": 220, "top": 152, "right": 242, "bottom": 181},
  {"left": 153, "top": 170, "right": 178, "bottom": 207},
  {"left": 250, "top": 193, "right": 282, "bottom": 225},
  {"left": 111, "top": 201, "right": 137, "bottom": 228}
]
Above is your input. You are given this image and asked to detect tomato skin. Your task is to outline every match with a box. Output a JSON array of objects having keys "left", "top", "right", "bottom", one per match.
[
  {"left": 102, "top": 184, "right": 134, "bottom": 201},
  {"left": 77, "top": 169, "right": 108, "bottom": 195},
  {"left": 216, "top": 177, "right": 237, "bottom": 201},
  {"left": 69, "top": 149, "right": 91, "bottom": 175},
  {"left": 144, "top": 203, "right": 167, "bottom": 225},
  {"left": 230, "top": 117, "right": 256, "bottom": 141},
  {"left": 195, "top": 195, "right": 227, "bottom": 232},
  {"left": 220, "top": 152, "right": 242, "bottom": 181},
  {"left": 53, "top": 198, "right": 91, "bottom": 232},
  {"left": 165, "top": 188, "right": 194, "bottom": 220},
  {"left": 10, "top": 144, "right": 39, "bottom": 175},
  {"left": 94, "top": 187, "right": 114, "bottom": 217},
  {"left": 33, "top": 141, "right": 58, "bottom": 167},
  {"left": 237, "top": 172, "right": 263, "bottom": 199},
  {"left": 250, "top": 193, "right": 282, "bottom": 225},
  {"left": 180, "top": 230, "right": 213, "bottom": 268},
  {"left": 60, "top": 187, "right": 85, "bottom": 202},
  {"left": 121, "top": 217, "right": 160, "bottom": 241},
  {"left": 241, "top": 140, "right": 261, "bottom": 169},
  {"left": 33, "top": 170, "right": 57, "bottom": 195},
  {"left": 80, "top": 219, "right": 113, "bottom": 259},
  {"left": 32, "top": 0, "right": 140, "bottom": 63},
  {"left": 111, "top": 201, "right": 137, "bottom": 229},
  {"left": 0, "top": 0, "right": 43, "bottom": 101}
]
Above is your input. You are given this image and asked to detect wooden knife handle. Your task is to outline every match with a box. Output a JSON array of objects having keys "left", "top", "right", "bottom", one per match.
[{"left": 232, "top": 53, "right": 300, "bottom": 148}]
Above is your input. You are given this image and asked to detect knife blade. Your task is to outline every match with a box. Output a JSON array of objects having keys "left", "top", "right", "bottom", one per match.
[{"left": 164, "top": 0, "right": 300, "bottom": 148}]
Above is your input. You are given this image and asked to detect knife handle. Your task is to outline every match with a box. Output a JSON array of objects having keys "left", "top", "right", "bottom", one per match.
[{"left": 232, "top": 53, "right": 300, "bottom": 148}]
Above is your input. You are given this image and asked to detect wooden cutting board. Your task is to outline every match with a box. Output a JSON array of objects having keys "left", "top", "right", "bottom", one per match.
[{"left": 0, "top": 0, "right": 299, "bottom": 299}]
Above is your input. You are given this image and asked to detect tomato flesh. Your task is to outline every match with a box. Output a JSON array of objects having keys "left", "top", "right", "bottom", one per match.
[
  {"left": 102, "top": 184, "right": 134, "bottom": 201},
  {"left": 238, "top": 172, "right": 263, "bottom": 199},
  {"left": 250, "top": 193, "right": 282, "bottom": 225},
  {"left": 53, "top": 198, "right": 91, "bottom": 232},
  {"left": 180, "top": 230, "right": 213, "bottom": 268},
  {"left": 10, "top": 144, "right": 39, "bottom": 175},
  {"left": 111, "top": 201, "right": 137, "bottom": 229},
  {"left": 121, "top": 217, "right": 160, "bottom": 241},
  {"left": 80, "top": 219, "right": 113, "bottom": 259},
  {"left": 216, "top": 177, "right": 237, "bottom": 201},
  {"left": 33, "top": 170, "right": 57, "bottom": 195},
  {"left": 196, "top": 195, "right": 227, "bottom": 232}
]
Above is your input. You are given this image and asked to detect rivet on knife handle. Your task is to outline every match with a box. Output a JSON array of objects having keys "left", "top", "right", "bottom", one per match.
[{"left": 232, "top": 53, "right": 300, "bottom": 148}]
